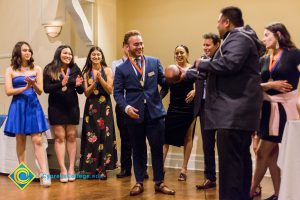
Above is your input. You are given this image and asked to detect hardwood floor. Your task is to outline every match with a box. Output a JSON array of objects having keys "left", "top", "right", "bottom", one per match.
[{"left": 0, "top": 168, "right": 273, "bottom": 200}]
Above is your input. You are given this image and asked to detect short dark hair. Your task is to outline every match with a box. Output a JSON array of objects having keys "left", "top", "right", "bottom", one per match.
[
  {"left": 203, "top": 33, "right": 221, "bottom": 45},
  {"left": 220, "top": 6, "right": 244, "bottom": 27},
  {"left": 265, "top": 22, "right": 296, "bottom": 49},
  {"left": 123, "top": 30, "right": 141, "bottom": 45}
]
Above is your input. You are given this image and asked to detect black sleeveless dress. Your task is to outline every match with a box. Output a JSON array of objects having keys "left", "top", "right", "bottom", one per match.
[
  {"left": 79, "top": 67, "right": 118, "bottom": 175},
  {"left": 259, "top": 49, "right": 300, "bottom": 143},
  {"left": 165, "top": 79, "right": 195, "bottom": 147}
]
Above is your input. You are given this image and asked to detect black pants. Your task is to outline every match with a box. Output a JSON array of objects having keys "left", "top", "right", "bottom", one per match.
[
  {"left": 217, "top": 129, "right": 252, "bottom": 200},
  {"left": 127, "top": 105, "right": 165, "bottom": 183},
  {"left": 115, "top": 105, "right": 132, "bottom": 172},
  {"left": 199, "top": 99, "right": 217, "bottom": 182}
]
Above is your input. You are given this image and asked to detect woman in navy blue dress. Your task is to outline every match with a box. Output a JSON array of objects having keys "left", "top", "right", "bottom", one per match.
[
  {"left": 250, "top": 23, "right": 300, "bottom": 200},
  {"left": 4, "top": 41, "right": 50, "bottom": 186},
  {"left": 43, "top": 45, "right": 84, "bottom": 182}
]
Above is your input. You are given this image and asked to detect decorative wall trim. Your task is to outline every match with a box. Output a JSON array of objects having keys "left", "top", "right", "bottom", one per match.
[
  {"left": 65, "top": 0, "right": 93, "bottom": 45},
  {"left": 0, "top": 53, "right": 10, "bottom": 59}
]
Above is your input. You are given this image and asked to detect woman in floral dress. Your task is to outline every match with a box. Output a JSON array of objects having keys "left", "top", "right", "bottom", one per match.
[{"left": 79, "top": 46, "right": 117, "bottom": 180}]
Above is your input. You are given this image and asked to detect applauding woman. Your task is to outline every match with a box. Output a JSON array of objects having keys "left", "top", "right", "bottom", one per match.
[
  {"left": 79, "top": 46, "right": 117, "bottom": 180},
  {"left": 43, "top": 45, "right": 84, "bottom": 183},
  {"left": 4, "top": 41, "right": 50, "bottom": 186}
]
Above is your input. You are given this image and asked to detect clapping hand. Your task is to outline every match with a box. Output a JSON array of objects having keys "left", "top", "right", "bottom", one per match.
[
  {"left": 24, "top": 76, "right": 36, "bottom": 88},
  {"left": 62, "top": 75, "right": 69, "bottom": 86},
  {"left": 75, "top": 75, "right": 83, "bottom": 87}
]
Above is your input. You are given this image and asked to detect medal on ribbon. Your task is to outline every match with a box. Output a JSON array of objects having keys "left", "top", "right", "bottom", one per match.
[
  {"left": 90, "top": 70, "right": 100, "bottom": 95},
  {"left": 88, "top": 78, "right": 93, "bottom": 85},
  {"left": 129, "top": 56, "right": 145, "bottom": 87},
  {"left": 61, "top": 67, "right": 71, "bottom": 92}
]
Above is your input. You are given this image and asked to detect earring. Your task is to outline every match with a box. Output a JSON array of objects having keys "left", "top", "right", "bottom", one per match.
[{"left": 275, "top": 40, "right": 280, "bottom": 49}]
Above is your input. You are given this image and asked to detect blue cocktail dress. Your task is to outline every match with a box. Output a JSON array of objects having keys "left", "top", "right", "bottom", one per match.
[{"left": 4, "top": 76, "right": 49, "bottom": 137}]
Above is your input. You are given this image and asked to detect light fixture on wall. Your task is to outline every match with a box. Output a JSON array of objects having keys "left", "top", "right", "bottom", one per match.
[{"left": 43, "top": 21, "right": 63, "bottom": 38}]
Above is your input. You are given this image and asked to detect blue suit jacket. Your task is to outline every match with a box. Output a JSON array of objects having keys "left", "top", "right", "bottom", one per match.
[{"left": 113, "top": 55, "right": 167, "bottom": 124}]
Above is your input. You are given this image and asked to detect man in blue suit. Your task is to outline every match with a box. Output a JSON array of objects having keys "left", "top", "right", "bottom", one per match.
[{"left": 114, "top": 30, "right": 175, "bottom": 196}]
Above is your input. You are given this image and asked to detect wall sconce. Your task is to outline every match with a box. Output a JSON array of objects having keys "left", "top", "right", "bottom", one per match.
[
  {"left": 44, "top": 25, "right": 62, "bottom": 38},
  {"left": 43, "top": 21, "right": 63, "bottom": 38}
]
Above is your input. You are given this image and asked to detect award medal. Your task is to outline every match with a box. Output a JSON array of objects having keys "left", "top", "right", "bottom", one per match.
[
  {"left": 60, "top": 67, "right": 71, "bottom": 92},
  {"left": 90, "top": 70, "right": 100, "bottom": 95},
  {"left": 129, "top": 56, "right": 145, "bottom": 87}
]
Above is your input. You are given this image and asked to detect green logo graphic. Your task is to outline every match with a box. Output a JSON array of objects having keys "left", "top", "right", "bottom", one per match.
[{"left": 8, "top": 162, "right": 36, "bottom": 190}]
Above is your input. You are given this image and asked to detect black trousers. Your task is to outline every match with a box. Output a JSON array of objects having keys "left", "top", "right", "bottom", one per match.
[
  {"left": 199, "top": 99, "right": 217, "bottom": 182},
  {"left": 127, "top": 105, "right": 165, "bottom": 183},
  {"left": 115, "top": 105, "right": 132, "bottom": 172},
  {"left": 217, "top": 129, "right": 252, "bottom": 200}
]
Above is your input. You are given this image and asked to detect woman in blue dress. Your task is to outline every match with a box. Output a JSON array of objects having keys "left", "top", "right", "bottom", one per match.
[{"left": 4, "top": 41, "right": 51, "bottom": 187}]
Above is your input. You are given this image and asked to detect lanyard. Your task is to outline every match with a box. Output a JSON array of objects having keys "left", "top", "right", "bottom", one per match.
[
  {"left": 60, "top": 67, "right": 71, "bottom": 79},
  {"left": 269, "top": 49, "right": 283, "bottom": 75},
  {"left": 129, "top": 56, "right": 145, "bottom": 76}
]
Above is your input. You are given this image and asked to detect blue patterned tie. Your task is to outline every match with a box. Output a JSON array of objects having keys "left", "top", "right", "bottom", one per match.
[{"left": 135, "top": 58, "right": 142, "bottom": 79}]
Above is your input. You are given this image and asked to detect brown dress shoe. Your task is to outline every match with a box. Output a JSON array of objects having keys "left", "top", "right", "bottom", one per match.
[
  {"left": 130, "top": 183, "right": 144, "bottom": 196},
  {"left": 196, "top": 179, "right": 216, "bottom": 190},
  {"left": 155, "top": 183, "right": 175, "bottom": 195}
]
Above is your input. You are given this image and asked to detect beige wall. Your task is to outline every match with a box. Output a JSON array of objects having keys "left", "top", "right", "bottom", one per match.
[
  {"left": 116, "top": 0, "right": 300, "bottom": 157},
  {"left": 1, "top": 0, "right": 300, "bottom": 167}
]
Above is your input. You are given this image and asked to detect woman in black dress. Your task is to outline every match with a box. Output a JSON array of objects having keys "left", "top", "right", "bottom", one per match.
[
  {"left": 163, "top": 45, "right": 196, "bottom": 181},
  {"left": 250, "top": 23, "right": 300, "bottom": 200},
  {"left": 43, "top": 45, "right": 84, "bottom": 183},
  {"left": 79, "top": 46, "right": 117, "bottom": 180}
]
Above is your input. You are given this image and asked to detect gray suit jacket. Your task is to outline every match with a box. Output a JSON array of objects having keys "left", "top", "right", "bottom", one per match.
[{"left": 187, "top": 26, "right": 263, "bottom": 131}]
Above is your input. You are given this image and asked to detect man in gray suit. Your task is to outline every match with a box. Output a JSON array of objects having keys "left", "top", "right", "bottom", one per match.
[{"left": 173, "top": 7, "right": 264, "bottom": 200}]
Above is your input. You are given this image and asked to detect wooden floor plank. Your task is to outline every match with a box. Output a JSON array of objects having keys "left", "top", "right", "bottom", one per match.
[{"left": 0, "top": 168, "right": 272, "bottom": 200}]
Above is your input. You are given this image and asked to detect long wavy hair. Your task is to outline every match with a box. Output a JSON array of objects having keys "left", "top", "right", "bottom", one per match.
[
  {"left": 82, "top": 46, "right": 107, "bottom": 75},
  {"left": 266, "top": 22, "right": 296, "bottom": 50},
  {"left": 11, "top": 41, "right": 34, "bottom": 71},
  {"left": 45, "top": 45, "right": 75, "bottom": 80}
]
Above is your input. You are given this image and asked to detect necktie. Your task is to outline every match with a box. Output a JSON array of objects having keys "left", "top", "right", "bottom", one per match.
[
  {"left": 134, "top": 58, "right": 141, "bottom": 69},
  {"left": 134, "top": 58, "right": 142, "bottom": 79}
]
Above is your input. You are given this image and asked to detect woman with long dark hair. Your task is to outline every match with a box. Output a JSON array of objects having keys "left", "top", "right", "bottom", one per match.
[
  {"left": 163, "top": 45, "right": 196, "bottom": 181},
  {"left": 43, "top": 45, "right": 84, "bottom": 183},
  {"left": 79, "top": 46, "right": 117, "bottom": 180},
  {"left": 250, "top": 23, "right": 300, "bottom": 200},
  {"left": 4, "top": 41, "right": 50, "bottom": 186}
]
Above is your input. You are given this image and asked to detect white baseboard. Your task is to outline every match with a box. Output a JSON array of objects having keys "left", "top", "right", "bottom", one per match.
[{"left": 147, "top": 152, "right": 270, "bottom": 176}]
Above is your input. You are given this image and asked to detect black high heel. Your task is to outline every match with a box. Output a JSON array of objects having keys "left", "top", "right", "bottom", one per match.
[{"left": 264, "top": 194, "right": 278, "bottom": 200}]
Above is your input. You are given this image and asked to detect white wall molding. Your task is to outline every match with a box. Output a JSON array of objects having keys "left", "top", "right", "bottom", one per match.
[
  {"left": 65, "top": 0, "right": 93, "bottom": 45},
  {"left": 147, "top": 152, "right": 270, "bottom": 176},
  {"left": 0, "top": 53, "right": 10, "bottom": 59}
]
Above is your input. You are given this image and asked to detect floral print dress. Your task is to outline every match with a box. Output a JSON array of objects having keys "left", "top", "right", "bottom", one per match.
[{"left": 79, "top": 67, "right": 117, "bottom": 177}]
